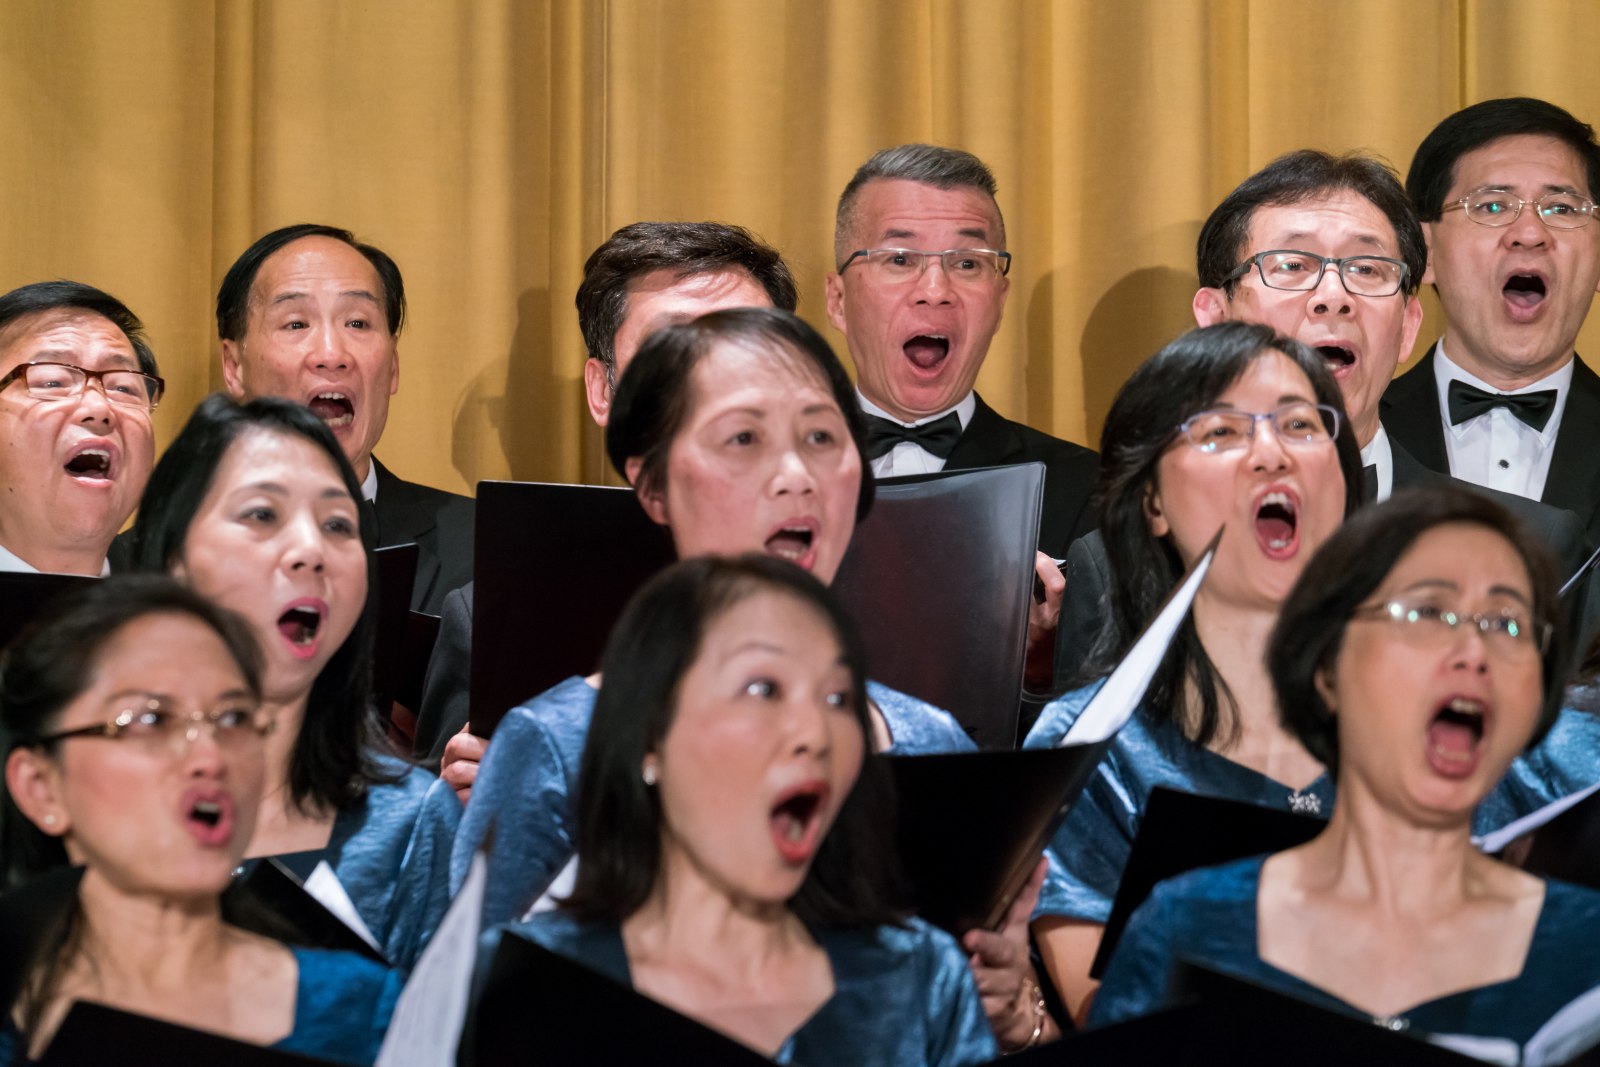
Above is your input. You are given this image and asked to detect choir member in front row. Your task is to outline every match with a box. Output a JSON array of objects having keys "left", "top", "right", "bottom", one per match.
[
  {"left": 451, "top": 308, "right": 1062, "bottom": 1050},
  {"left": 481, "top": 553, "right": 999, "bottom": 1065},
  {"left": 1093, "top": 486, "right": 1600, "bottom": 1059},
  {"left": 1, "top": 577, "right": 399, "bottom": 1064},
  {"left": 127, "top": 395, "right": 457, "bottom": 971}
]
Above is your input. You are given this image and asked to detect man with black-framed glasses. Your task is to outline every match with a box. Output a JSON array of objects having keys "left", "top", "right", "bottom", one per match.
[
  {"left": 1384, "top": 98, "right": 1600, "bottom": 544},
  {"left": 0, "top": 281, "right": 159, "bottom": 577}
]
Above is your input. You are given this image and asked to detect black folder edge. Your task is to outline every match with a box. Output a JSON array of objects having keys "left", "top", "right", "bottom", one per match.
[
  {"left": 1088, "top": 787, "right": 1323, "bottom": 979},
  {"left": 371, "top": 542, "right": 421, "bottom": 709},
  {"left": 882, "top": 740, "right": 1111, "bottom": 935},
  {"left": 464, "top": 930, "right": 771, "bottom": 1067},
  {"left": 226, "top": 856, "right": 390, "bottom": 966},
  {"left": 1503, "top": 787, "right": 1600, "bottom": 891},
  {"left": 39, "top": 1000, "right": 340, "bottom": 1066}
]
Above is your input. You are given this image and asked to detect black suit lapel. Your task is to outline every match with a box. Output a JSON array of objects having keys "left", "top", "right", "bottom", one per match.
[
  {"left": 371, "top": 458, "right": 443, "bottom": 605},
  {"left": 1540, "top": 357, "right": 1600, "bottom": 529},
  {"left": 1379, "top": 345, "right": 1450, "bottom": 474},
  {"left": 942, "top": 394, "right": 1022, "bottom": 471}
]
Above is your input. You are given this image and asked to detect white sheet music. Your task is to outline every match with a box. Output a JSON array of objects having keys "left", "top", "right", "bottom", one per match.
[
  {"left": 521, "top": 855, "right": 578, "bottom": 921},
  {"left": 303, "top": 860, "right": 381, "bottom": 951}
]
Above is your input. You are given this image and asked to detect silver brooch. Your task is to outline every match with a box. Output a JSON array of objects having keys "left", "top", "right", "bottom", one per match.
[{"left": 1287, "top": 791, "right": 1322, "bottom": 816}]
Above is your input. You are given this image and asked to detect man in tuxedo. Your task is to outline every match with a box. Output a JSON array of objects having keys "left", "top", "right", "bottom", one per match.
[
  {"left": 824, "top": 144, "right": 1099, "bottom": 684},
  {"left": 0, "top": 281, "right": 159, "bottom": 576},
  {"left": 217, "top": 223, "right": 473, "bottom": 614},
  {"left": 415, "top": 221, "right": 796, "bottom": 768},
  {"left": 1383, "top": 98, "right": 1600, "bottom": 544}
]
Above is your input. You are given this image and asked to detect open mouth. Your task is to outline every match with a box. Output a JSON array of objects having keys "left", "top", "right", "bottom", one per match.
[
  {"left": 183, "top": 791, "right": 234, "bottom": 846},
  {"left": 63, "top": 448, "right": 112, "bottom": 480},
  {"left": 903, "top": 335, "right": 950, "bottom": 372},
  {"left": 1427, "top": 696, "right": 1487, "bottom": 776},
  {"left": 1503, "top": 273, "right": 1548, "bottom": 315},
  {"left": 1253, "top": 490, "right": 1300, "bottom": 558},
  {"left": 770, "top": 782, "right": 829, "bottom": 864},
  {"left": 764, "top": 524, "right": 816, "bottom": 567},
  {"left": 1314, "top": 343, "right": 1357, "bottom": 375},
  {"left": 308, "top": 391, "right": 355, "bottom": 428},
  {"left": 276, "top": 603, "right": 324, "bottom": 655}
]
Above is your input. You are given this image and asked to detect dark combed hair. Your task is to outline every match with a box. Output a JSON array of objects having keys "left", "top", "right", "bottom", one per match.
[
  {"left": 833, "top": 143, "right": 1006, "bottom": 265},
  {"left": 0, "top": 280, "right": 160, "bottom": 378},
  {"left": 1269, "top": 485, "right": 1569, "bottom": 776},
  {"left": 560, "top": 554, "right": 905, "bottom": 928},
  {"left": 1407, "top": 97, "right": 1600, "bottom": 220},
  {"left": 1197, "top": 149, "right": 1426, "bottom": 297},
  {"left": 127, "top": 393, "right": 395, "bottom": 814},
  {"left": 605, "top": 306, "right": 875, "bottom": 523},
  {"left": 575, "top": 221, "right": 798, "bottom": 382},
  {"left": 0, "top": 575, "right": 264, "bottom": 887},
  {"left": 1084, "top": 321, "right": 1363, "bottom": 748},
  {"left": 216, "top": 223, "right": 407, "bottom": 341}
]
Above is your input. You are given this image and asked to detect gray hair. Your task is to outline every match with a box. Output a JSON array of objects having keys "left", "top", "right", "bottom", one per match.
[{"left": 833, "top": 144, "right": 1006, "bottom": 265}]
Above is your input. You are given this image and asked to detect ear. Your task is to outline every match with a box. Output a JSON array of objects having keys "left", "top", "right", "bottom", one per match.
[
  {"left": 1398, "top": 295, "right": 1424, "bottom": 367},
  {"left": 387, "top": 340, "right": 400, "bottom": 396},
  {"left": 5, "top": 748, "right": 67, "bottom": 838},
  {"left": 1143, "top": 482, "right": 1169, "bottom": 538},
  {"left": 583, "top": 358, "right": 612, "bottom": 428},
  {"left": 1420, "top": 222, "right": 1437, "bottom": 286},
  {"left": 220, "top": 340, "right": 247, "bottom": 398},
  {"left": 627, "top": 457, "right": 670, "bottom": 526},
  {"left": 1313, "top": 662, "right": 1339, "bottom": 715},
  {"left": 1192, "top": 287, "right": 1231, "bottom": 327},
  {"left": 993, "top": 270, "right": 1011, "bottom": 327},
  {"left": 824, "top": 272, "right": 848, "bottom": 334}
]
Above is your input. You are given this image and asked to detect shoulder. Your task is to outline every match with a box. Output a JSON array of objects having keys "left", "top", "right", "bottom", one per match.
[
  {"left": 497, "top": 677, "right": 596, "bottom": 748},
  {"left": 1022, "top": 679, "right": 1108, "bottom": 748},
  {"left": 495, "top": 912, "right": 627, "bottom": 979},
  {"left": 284, "top": 947, "right": 401, "bottom": 1061},
  {"left": 824, "top": 918, "right": 970, "bottom": 984},
  {"left": 1537, "top": 876, "right": 1600, "bottom": 925},
  {"left": 978, "top": 396, "right": 1097, "bottom": 465},
  {"left": 374, "top": 459, "right": 473, "bottom": 510},
  {"left": 364, "top": 751, "right": 437, "bottom": 801},
  {"left": 1148, "top": 854, "right": 1266, "bottom": 909},
  {"left": 866, "top": 681, "right": 974, "bottom": 754},
  {"left": 1381, "top": 346, "right": 1439, "bottom": 405}
]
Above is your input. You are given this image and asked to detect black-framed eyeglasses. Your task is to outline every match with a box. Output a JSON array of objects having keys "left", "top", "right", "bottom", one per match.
[
  {"left": 1352, "top": 597, "right": 1550, "bottom": 656},
  {"left": 36, "top": 699, "right": 274, "bottom": 757},
  {"left": 1225, "top": 250, "right": 1409, "bottom": 298},
  {"left": 1173, "top": 402, "right": 1342, "bottom": 454},
  {"left": 837, "top": 247, "right": 1012, "bottom": 283},
  {"left": 1444, "top": 191, "right": 1596, "bottom": 230},
  {"left": 0, "top": 361, "right": 165, "bottom": 411}
]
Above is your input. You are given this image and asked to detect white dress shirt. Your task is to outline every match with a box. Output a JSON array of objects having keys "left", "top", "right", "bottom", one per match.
[
  {"left": 361, "top": 462, "right": 379, "bottom": 504},
  {"left": 0, "top": 539, "right": 109, "bottom": 576},
  {"left": 1361, "top": 424, "right": 1395, "bottom": 503},
  {"left": 1433, "top": 340, "right": 1573, "bottom": 500},
  {"left": 857, "top": 390, "right": 976, "bottom": 479}
]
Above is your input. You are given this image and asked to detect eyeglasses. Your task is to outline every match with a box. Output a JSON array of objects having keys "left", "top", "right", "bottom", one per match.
[
  {"left": 1444, "top": 191, "right": 1596, "bottom": 230},
  {"left": 1225, "top": 250, "right": 1410, "bottom": 297},
  {"left": 36, "top": 699, "right": 274, "bottom": 757},
  {"left": 837, "top": 247, "right": 1012, "bottom": 284},
  {"left": 1352, "top": 597, "right": 1551, "bottom": 656},
  {"left": 0, "top": 361, "right": 165, "bottom": 411},
  {"left": 1173, "top": 402, "right": 1342, "bottom": 453}
]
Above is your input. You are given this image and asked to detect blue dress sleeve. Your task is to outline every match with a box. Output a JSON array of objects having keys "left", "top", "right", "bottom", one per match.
[
  {"left": 866, "top": 681, "right": 977, "bottom": 755},
  {"left": 278, "top": 947, "right": 403, "bottom": 1066}
]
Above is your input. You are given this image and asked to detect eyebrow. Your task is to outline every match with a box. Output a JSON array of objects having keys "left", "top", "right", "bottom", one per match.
[
  {"left": 1471, "top": 182, "right": 1587, "bottom": 197},
  {"left": 27, "top": 349, "right": 138, "bottom": 370},
  {"left": 1203, "top": 394, "right": 1315, "bottom": 411},
  {"left": 267, "top": 289, "right": 381, "bottom": 308},
  {"left": 722, "top": 640, "right": 787, "bottom": 662},
  {"left": 879, "top": 227, "right": 992, "bottom": 244},
  {"left": 231, "top": 480, "right": 353, "bottom": 502}
]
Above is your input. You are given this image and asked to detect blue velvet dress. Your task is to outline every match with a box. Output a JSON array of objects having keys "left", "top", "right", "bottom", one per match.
[
  {"left": 1090, "top": 855, "right": 1600, "bottom": 1058},
  {"left": 451, "top": 677, "right": 977, "bottom": 926},
  {"left": 498, "top": 912, "right": 998, "bottom": 1066},
  {"left": 1024, "top": 682, "right": 1600, "bottom": 922},
  {"left": 0, "top": 946, "right": 400, "bottom": 1066}
]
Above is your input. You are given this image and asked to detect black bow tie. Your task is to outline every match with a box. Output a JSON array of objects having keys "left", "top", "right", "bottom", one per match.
[
  {"left": 863, "top": 411, "right": 963, "bottom": 461},
  {"left": 1446, "top": 379, "right": 1558, "bottom": 432}
]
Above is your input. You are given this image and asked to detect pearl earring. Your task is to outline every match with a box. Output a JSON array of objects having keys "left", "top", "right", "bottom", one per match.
[
  {"left": 43, "top": 814, "right": 56, "bottom": 827},
  {"left": 642, "top": 764, "right": 658, "bottom": 786}
]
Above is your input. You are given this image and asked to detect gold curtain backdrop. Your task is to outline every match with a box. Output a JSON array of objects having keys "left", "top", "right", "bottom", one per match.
[{"left": 5, "top": 0, "right": 1600, "bottom": 495}]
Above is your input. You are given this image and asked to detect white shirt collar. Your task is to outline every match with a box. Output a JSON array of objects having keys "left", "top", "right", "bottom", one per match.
[
  {"left": 1360, "top": 423, "right": 1394, "bottom": 502},
  {"left": 1433, "top": 339, "right": 1574, "bottom": 442},
  {"left": 855, "top": 389, "right": 976, "bottom": 431},
  {"left": 361, "top": 462, "right": 379, "bottom": 504},
  {"left": 0, "top": 539, "right": 109, "bottom": 576}
]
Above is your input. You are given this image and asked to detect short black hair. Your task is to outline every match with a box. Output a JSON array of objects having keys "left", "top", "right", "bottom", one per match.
[
  {"left": 216, "top": 223, "right": 406, "bottom": 342},
  {"left": 0, "top": 575, "right": 262, "bottom": 887},
  {"left": 1270, "top": 485, "right": 1568, "bottom": 776},
  {"left": 605, "top": 306, "right": 875, "bottom": 523},
  {"left": 576, "top": 222, "right": 798, "bottom": 384},
  {"left": 833, "top": 144, "right": 1006, "bottom": 266},
  {"left": 1197, "top": 150, "right": 1426, "bottom": 297},
  {"left": 1086, "top": 321, "right": 1363, "bottom": 747},
  {"left": 127, "top": 393, "right": 394, "bottom": 815},
  {"left": 1407, "top": 98, "right": 1600, "bottom": 221},
  {"left": 561, "top": 553, "right": 904, "bottom": 929},
  {"left": 0, "top": 280, "right": 159, "bottom": 379}
]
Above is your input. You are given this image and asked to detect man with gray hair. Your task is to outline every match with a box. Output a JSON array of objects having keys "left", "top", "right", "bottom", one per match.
[{"left": 825, "top": 144, "right": 1098, "bottom": 684}]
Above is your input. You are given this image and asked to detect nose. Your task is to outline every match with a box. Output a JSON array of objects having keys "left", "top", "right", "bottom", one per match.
[
  {"left": 1307, "top": 264, "right": 1354, "bottom": 317},
  {"left": 179, "top": 719, "right": 227, "bottom": 772},
  {"left": 913, "top": 256, "right": 955, "bottom": 304},
  {"left": 309, "top": 326, "right": 350, "bottom": 371},
  {"left": 74, "top": 376, "right": 115, "bottom": 425},
  {"left": 770, "top": 446, "right": 818, "bottom": 499},
  {"left": 1503, "top": 205, "right": 1549, "bottom": 248},
  {"left": 1246, "top": 416, "right": 1291, "bottom": 471},
  {"left": 1448, "top": 620, "right": 1491, "bottom": 675},
  {"left": 787, "top": 694, "right": 834, "bottom": 758},
  {"left": 282, "top": 514, "right": 328, "bottom": 573}
]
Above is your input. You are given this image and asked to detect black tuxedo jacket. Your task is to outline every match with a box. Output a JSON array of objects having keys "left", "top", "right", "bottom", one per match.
[
  {"left": 1382, "top": 344, "right": 1600, "bottom": 544},
  {"left": 372, "top": 458, "right": 474, "bottom": 616},
  {"left": 941, "top": 392, "right": 1099, "bottom": 561}
]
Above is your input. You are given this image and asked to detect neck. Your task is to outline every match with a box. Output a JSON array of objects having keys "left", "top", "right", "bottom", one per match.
[
  {"left": 353, "top": 454, "right": 372, "bottom": 484},
  {"left": 0, "top": 528, "right": 107, "bottom": 576},
  {"left": 1353, "top": 409, "right": 1379, "bottom": 450},
  {"left": 1443, "top": 330, "right": 1574, "bottom": 392},
  {"left": 73, "top": 867, "right": 229, "bottom": 991},
  {"left": 246, "top": 692, "right": 321, "bottom": 849},
  {"left": 1189, "top": 590, "right": 1282, "bottom": 737}
]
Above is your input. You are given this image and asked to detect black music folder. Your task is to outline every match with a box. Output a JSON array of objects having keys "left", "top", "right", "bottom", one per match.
[
  {"left": 0, "top": 571, "right": 97, "bottom": 652},
  {"left": 225, "top": 856, "right": 388, "bottom": 966},
  {"left": 882, "top": 742, "right": 1109, "bottom": 934},
  {"left": 1089, "top": 787, "right": 1323, "bottom": 979},
  {"left": 832, "top": 462, "right": 1045, "bottom": 749},
  {"left": 1487, "top": 782, "right": 1600, "bottom": 891},
  {"left": 38, "top": 1001, "right": 340, "bottom": 1065}
]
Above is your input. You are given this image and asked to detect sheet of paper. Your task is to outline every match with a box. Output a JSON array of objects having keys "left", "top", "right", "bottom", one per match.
[
  {"left": 520, "top": 855, "right": 578, "bottom": 921},
  {"left": 376, "top": 853, "right": 487, "bottom": 1067},
  {"left": 303, "top": 860, "right": 381, "bottom": 951},
  {"left": 1060, "top": 530, "right": 1220, "bottom": 746}
]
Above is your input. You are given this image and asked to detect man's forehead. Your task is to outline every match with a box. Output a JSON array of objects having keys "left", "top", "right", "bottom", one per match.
[
  {"left": 0, "top": 308, "right": 135, "bottom": 366},
  {"left": 622, "top": 267, "right": 770, "bottom": 322},
  {"left": 852, "top": 179, "right": 1003, "bottom": 245},
  {"left": 1447, "top": 133, "right": 1593, "bottom": 196},
  {"left": 1247, "top": 192, "right": 1400, "bottom": 253},
  {"left": 250, "top": 237, "right": 385, "bottom": 307}
]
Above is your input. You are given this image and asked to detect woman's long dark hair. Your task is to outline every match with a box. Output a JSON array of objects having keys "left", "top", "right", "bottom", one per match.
[
  {"left": 128, "top": 393, "right": 395, "bottom": 815},
  {"left": 561, "top": 554, "right": 905, "bottom": 929},
  {"left": 1082, "top": 322, "right": 1364, "bottom": 748}
]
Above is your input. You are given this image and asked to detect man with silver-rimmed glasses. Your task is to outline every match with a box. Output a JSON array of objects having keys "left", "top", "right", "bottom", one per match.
[{"left": 0, "top": 281, "right": 161, "bottom": 576}]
